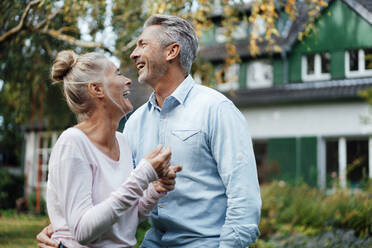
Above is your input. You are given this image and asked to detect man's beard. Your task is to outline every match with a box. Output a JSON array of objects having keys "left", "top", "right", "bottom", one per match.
[{"left": 138, "top": 61, "right": 167, "bottom": 85}]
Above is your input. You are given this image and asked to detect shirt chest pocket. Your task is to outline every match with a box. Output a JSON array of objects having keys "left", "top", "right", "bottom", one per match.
[
  {"left": 170, "top": 129, "right": 202, "bottom": 163},
  {"left": 170, "top": 129, "right": 203, "bottom": 148}
]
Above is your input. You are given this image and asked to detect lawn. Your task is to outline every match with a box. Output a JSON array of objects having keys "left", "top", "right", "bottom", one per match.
[
  {"left": 0, "top": 210, "right": 49, "bottom": 248},
  {"left": 0, "top": 210, "right": 150, "bottom": 248}
]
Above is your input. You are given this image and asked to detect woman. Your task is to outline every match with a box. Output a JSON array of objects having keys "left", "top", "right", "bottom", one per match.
[{"left": 46, "top": 50, "right": 181, "bottom": 247}]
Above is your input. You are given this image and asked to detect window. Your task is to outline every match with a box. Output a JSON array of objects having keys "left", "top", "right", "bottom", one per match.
[
  {"left": 301, "top": 53, "right": 331, "bottom": 81},
  {"left": 215, "top": 26, "right": 227, "bottom": 43},
  {"left": 345, "top": 49, "right": 372, "bottom": 78},
  {"left": 232, "top": 21, "right": 248, "bottom": 40},
  {"left": 246, "top": 60, "right": 273, "bottom": 88},
  {"left": 215, "top": 64, "right": 240, "bottom": 92},
  {"left": 252, "top": 16, "right": 266, "bottom": 36},
  {"left": 253, "top": 140, "right": 276, "bottom": 184},
  {"left": 326, "top": 140, "right": 339, "bottom": 188},
  {"left": 347, "top": 139, "right": 369, "bottom": 187},
  {"left": 215, "top": 21, "right": 248, "bottom": 43},
  {"left": 325, "top": 138, "right": 369, "bottom": 189}
]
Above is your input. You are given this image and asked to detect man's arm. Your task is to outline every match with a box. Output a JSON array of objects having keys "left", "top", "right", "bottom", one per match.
[{"left": 209, "top": 101, "right": 261, "bottom": 248}]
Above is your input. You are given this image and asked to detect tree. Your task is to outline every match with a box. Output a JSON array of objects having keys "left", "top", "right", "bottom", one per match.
[{"left": 0, "top": 0, "right": 327, "bottom": 145}]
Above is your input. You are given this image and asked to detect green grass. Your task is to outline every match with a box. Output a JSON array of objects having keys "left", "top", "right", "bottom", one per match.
[
  {"left": 0, "top": 210, "right": 150, "bottom": 248},
  {"left": 0, "top": 210, "right": 50, "bottom": 248}
]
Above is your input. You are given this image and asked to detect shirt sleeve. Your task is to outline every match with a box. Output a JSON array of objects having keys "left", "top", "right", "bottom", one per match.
[
  {"left": 209, "top": 101, "right": 262, "bottom": 248},
  {"left": 137, "top": 183, "right": 165, "bottom": 222},
  {"left": 53, "top": 143, "right": 157, "bottom": 246}
]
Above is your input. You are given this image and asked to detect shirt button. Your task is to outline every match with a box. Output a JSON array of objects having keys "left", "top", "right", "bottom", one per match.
[{"left": 159, "top": 204, "right": 165, "bottom": 208}]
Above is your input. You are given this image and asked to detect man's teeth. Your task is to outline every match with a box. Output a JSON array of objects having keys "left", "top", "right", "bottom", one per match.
[
  {"left": 123, "top": 91, "right": 130, "bottom": 97},
  {"left": 137, "top": 63, "right": 145, "bottom": 70}
]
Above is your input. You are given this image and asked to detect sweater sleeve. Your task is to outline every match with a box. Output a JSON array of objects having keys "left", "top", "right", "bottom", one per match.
[
  {"left": 138, "top": 183, "right": 166, "bottom": 222},
  {"left": 53, "top": 144, "right": 157, "bottom": 246}
]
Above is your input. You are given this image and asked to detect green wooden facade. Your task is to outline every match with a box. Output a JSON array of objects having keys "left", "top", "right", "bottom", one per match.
[
  {"left": 278, "top": 0, "right": 372, "bottom": 84},
  {"left": 267, "top": 137, "right": 318, "bottom": 186},
  {"left": 200, "top": 0, "right": 372, "bottom": 186}
]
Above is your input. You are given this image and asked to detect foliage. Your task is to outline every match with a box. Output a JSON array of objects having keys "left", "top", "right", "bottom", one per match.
[
  {"left": 0, "top": 0, "right": 328, "bottom": 127},
  {"left": 1, "top": 180, "right": 371, "bottom": 247},
  {"left": 0, "top": 169, "right": 24, "bottom": 209},
  {"left": 259, "top": 181, "right": 372, "bottom": 239},
  {"left": 253, "top": 229, "right": 372, "bottom": 248},
  {"left": 27, "top": 191, "right": 47, "bottom": 215}
]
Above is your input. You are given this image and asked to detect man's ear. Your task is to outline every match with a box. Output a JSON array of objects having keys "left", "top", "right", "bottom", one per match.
[
  {"left": 87, "top": 82, "right": 104, "bottom": 99},
  {"left": 165, "top": 43, "right": 181, "bottom": 62}
]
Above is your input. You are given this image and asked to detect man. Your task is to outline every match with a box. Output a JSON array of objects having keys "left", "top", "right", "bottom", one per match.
[{"left": 37, "top": 14, "right": 261, "bottom": 248}]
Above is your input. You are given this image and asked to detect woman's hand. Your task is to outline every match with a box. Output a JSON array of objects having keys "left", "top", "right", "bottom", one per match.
[
  {"left": 145, "top": 145, "right": 171, "bottom": 178},
  {"left": 36, "top": 224, "right": 58, "bottom": 248},
  {"left": 153, "top": 165, "right": 183, "bottom": 193}
]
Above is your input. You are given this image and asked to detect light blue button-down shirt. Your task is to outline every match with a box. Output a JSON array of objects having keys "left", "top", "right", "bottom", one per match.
[{"left": 123, "top": 75, "right": 261, "bottom": 248}]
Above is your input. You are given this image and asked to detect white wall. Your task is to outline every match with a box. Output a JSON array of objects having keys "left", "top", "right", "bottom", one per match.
[{"left": 242, "top": 102, "right": 372, "bottom": 139}]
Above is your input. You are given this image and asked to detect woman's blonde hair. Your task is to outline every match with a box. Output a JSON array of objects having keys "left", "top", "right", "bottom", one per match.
[{"left": 51, "top": 50, "right": 108, "bottom": 121}]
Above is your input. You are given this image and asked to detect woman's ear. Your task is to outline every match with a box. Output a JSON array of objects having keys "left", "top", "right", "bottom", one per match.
[
  {"left": 87, "top": 82, "right": 104, "bottom": 99},
  {"left": 165, "top": 43, "right": 181, "bottom": 62}
]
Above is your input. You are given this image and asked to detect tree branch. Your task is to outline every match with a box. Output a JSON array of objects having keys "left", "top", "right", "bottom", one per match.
[
  {"left": 40, "top": 29, "right": 113, "bottom": 54},
  {"left": 121, "top": 38, "right": 137, "bottom": 53},
  {"left": 0, "top": 0, "right": 41, "bottom": 43},
  {"left": 34, "top": 6, "right": 63, "bottom": 30}
]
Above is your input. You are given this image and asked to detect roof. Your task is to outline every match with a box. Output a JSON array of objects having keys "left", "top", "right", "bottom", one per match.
[
  {"left": 225, "top": 77, "right": 372, "bottom": 107},
  {"left": 353, "top": 0, "right": 372, "bottom": 13},
  {"left": 199, "top": 0, "right": 372, "bottom": 62}
]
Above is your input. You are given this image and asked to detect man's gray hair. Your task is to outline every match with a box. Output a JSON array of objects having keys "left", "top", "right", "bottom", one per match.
[{"left": 144, "top": 14, "right": 198, "bottom": 75}]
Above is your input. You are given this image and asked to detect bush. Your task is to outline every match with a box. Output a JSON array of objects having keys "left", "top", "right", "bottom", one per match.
[
  {"left": 0, "top": 168, "right": 24, "bottom": 209},
  {"left": 27, "top": 191, "right": 47, "bottom": 215},
  {"left": 259, "top": 181, "right": 372, "bottom": 239}
]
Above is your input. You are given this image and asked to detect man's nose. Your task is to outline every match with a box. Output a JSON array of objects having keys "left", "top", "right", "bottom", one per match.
[{"left": 130, "top": 48, "right": 138, "bottom": 60}]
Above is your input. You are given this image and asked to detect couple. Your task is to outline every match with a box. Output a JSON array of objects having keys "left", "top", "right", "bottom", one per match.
[{"left": 37, "top": 14, "right": 261, "bottom": 248}]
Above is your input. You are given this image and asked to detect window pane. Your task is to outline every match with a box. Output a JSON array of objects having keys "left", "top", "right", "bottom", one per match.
[
  {"left": 347, "top": 139, "right": 369, "bottom": 187},
  {"left": 364, "top": 48, "right": 372, "bottom": 70},
  {"left": 253, "top": 141, "right": 275, "bottom": 184},
  {"left": 349, "top": 50, "right": 359, "bottom": 71},
  {"left": 326, "top": 140, "right": 339, "bottom": 188},
  {"left": 306, "top": 54, "right": 315, "bottom": 75},
  {"left": 321, "top": 53, "right": 330, "bottom": 74}
]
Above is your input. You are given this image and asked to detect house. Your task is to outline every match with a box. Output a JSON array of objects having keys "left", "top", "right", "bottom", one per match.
[{"left": 198, "top": 0, "right": 372, "bottom": 188}]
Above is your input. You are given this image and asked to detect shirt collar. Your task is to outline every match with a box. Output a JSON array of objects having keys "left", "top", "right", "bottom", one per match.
[{"left": 147, "top": 75, "right": 195, "bottom": 111}]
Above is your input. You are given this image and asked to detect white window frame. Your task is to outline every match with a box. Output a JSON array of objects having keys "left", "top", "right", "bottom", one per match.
[
  {"left": 215, "top": 26, "right": 227, "bottom": 43},
  {"left": 215, "top": 64, "right": 239, "bottom": 92},
  {"left": 301, "top": 53, "right": 331, "bottom": 82},
  {"left": 345, "top": 49, "right": 372, "bottom": 78},
  {"left": 246, "top": 60, "right": 273, "bottom": 89}
]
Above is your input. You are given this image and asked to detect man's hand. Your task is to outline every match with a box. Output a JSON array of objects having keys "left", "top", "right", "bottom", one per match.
[
  {"left": 36, "top": 224, "right": 58, "bottom": 248},
  {"left": 145, "top": 145, "right": 172, "bottom": 178},
  {"left": 153, "top": 165, "right": 182, "bottom": 193}
]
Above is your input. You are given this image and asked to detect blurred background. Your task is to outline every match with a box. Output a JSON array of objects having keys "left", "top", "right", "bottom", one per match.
[{"left": 0, "top": 0, "right": 371, "bottom": 247}]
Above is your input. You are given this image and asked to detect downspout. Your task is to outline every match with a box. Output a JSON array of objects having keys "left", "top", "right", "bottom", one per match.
[{"left": 281, "top": 49, "right": 289, "bottom": 84}]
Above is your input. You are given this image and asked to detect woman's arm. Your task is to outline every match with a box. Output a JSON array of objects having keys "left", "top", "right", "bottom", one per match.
[
  {"left": 137, "top": 165, "right": 182, "bottom": 222},
  {"left": 55, "top": 154, "right": 157, "bottom": 245}
]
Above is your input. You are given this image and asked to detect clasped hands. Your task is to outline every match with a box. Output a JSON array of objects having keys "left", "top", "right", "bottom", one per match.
[{"left": 145, "top": 144, "right": 182, "bottom": 193}]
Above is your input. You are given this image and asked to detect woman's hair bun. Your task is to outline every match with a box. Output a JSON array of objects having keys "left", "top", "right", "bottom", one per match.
[{"left": 51, "top": 50, "right": 78, "bottom": 82}]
